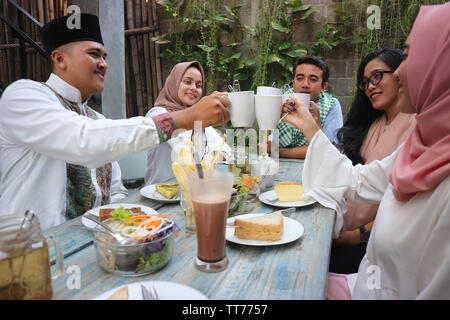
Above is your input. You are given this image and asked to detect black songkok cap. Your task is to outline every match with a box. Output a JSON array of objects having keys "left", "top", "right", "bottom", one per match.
[{"left": 40, "top": 13, "right": 104, "bottom": 54}]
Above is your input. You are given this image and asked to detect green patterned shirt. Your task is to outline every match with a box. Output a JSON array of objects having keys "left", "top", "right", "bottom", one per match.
[{"left": 278, "top": 90, "right": 337, "bottom": 148}]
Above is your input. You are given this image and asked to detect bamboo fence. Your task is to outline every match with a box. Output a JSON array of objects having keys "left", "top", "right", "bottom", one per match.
[
  {"left": 0, "top": 0, "right": 161, "bottom": 118},
  {"left": 124, "top": 0, "right": 161, "bottom": 117},
  {"left": 0, "top": 0, "right": 66, "bottom": 85}
]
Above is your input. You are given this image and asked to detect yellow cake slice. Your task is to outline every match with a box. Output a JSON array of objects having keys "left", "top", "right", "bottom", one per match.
[
  {"left": 274, "top": 181, "right": 304, "bottom": 202},
  {"left": 234, "top": 212, "right": 284, "bottom": 241},
  {"left": 155, "top": 183, "right": 180, "bottom": 199}
]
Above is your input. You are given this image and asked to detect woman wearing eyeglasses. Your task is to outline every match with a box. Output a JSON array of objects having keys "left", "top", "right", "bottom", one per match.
[
  {"left": 328, "top": 48, "right": 417, "bottom": 275},
  {"left": 281, "top": 2, "right": 450, "bottom": 299}
]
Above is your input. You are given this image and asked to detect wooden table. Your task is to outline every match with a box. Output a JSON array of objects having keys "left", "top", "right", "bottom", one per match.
[{"left": 45, "top": 159, "right": 335, "bottom": 300}]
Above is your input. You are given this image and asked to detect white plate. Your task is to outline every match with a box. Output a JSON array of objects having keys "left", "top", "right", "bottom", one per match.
[
  {"left": 93, "top": 281, "right": 208, "bottom": 300},
  {"left": 140, "top": 184, "right": 180, "bottom": 203},
  {"left": 258, "top": 190, "right": 316, "bottom": 208},
  {"left": 226, "top": 213, "right": 304, "bottom": 246},
  {"left": 81, "top": 203, "right": 158, "bottom": 228}
]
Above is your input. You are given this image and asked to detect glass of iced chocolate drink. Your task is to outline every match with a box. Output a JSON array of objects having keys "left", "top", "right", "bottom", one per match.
[{"left": 188, "top": 169, "right": 234, "bottom": 272}]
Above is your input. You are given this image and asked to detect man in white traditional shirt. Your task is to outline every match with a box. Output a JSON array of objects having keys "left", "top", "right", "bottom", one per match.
[{"left": 0, "top": 13, "right": 230, "bottom": 230}]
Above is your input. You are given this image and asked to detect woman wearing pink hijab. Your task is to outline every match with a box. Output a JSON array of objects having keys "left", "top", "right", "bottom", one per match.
[{"left": 282, "top": 3, "right": 450, "bottom": 299}]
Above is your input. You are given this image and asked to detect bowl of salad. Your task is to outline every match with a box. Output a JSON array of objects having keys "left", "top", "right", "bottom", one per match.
[
  {"left": 228, "top": 175, "right": 260, "bottom": 216},
  {"left": 93, "top": 207, "right": 178, "bottom": 276}
]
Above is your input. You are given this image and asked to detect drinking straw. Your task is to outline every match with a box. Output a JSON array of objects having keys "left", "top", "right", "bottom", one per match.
[
  {"left": 211, "top": 134, "right": 227, "bottom": 168},
  {"left": 193, "top": 152, "right": 204, "bottom": 179},
  {"left": 263, "top": 130, "right": 268, "bottom": 158}
]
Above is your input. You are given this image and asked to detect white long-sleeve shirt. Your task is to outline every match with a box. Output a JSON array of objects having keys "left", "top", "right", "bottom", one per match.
[
  {"left": 0, "top": 74, "right": 166, "bottom": 230},
  {"left": 303, "top": 130, "right": 450, "bottom": 299}
]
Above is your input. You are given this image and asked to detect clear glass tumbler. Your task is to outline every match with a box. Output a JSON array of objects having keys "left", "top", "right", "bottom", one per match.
[{"left": 188, "top": 169, "right": 233, "bottom": 273}]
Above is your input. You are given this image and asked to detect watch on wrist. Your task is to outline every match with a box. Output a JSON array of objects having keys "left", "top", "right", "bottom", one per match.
[{"left": 359, "top": 225, "right": 371, "bottom": 243}]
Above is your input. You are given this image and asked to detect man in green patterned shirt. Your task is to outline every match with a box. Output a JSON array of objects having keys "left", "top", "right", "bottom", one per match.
[{"left": 275, "top": 56, "right": 343, "bottom": 159}]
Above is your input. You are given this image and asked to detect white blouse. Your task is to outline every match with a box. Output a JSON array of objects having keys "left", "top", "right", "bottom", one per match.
[
  {"left": 0, "top": 74, "right": 165, "bottom": 230},
  {"left": 303, "top": 130, "right": 450, "bottom": 299}
]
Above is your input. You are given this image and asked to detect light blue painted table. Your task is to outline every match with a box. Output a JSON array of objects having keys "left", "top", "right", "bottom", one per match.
[{"left": 46, "top": 159, "right": 335, "bottom": 300}]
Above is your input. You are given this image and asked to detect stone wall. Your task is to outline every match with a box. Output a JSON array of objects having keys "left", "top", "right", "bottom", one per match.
[{"left": 155, "top": 0, "right": 358, "bottom": 116}]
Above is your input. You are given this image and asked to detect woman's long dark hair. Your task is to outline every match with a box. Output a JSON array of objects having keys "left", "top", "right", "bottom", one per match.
[{"left": 336, "top": 48, "right": 403, "bottom": 165}]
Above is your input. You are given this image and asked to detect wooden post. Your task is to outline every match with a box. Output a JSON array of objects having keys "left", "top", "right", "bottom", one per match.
[
  {"left": 152, "top": 0, "right": 162, "bottom": 92},
  {"left": 135, "top": 0, "right": 146, "bottom": 116},
  {"left": 147, "top": 0, "right": 158, "bottom": 104},
  {"left": 45, "top": 0, "right": 51, "bottom": 22},
  {"left": 3, "top": 0, "right": 14, "bottom": 83},
  {"left": 37, "top": 0, "right": 45, "bottom": 24},
  {"left": 0, "top": 13, "right": 7, "bottom": 84},
  {"left": 142, "top": 0, "right": 153, "bottom": 113},
  {"left": 125, "top": 47, "right": 133, "bottom": 118},
  {"left": 49, "top": 0, "right": 55, "bottom": 20},
  {"left": 125, "top": 0, "right": 144, "bottom": 117}
]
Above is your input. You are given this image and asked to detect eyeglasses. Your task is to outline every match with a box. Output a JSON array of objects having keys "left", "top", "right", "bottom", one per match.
[{"left": 358, "top": 70, "right": 394, "bottom": 91}]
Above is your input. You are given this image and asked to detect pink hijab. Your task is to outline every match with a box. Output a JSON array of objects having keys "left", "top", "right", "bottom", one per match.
[
  {"left": 154, "top": 61, "right": 204, "bottom": 112},
  {"left": 389, "top": 3, "right": 450, "bottom": 202}
]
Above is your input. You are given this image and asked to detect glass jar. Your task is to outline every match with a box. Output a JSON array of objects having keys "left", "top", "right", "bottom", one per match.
[
  {"left": 0, "top": 214, "right": 63, "bottom": 300},
  {"left": 228, "top": 147, "right": 257, "bottom": 176},
  {"left": 180, "top": 189, "right": 196, "bottom": 230}
]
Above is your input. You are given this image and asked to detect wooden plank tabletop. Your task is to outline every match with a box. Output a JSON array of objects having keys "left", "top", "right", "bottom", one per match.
[{"left": 47, "top": 159, "right": 335, "bottom": 300}]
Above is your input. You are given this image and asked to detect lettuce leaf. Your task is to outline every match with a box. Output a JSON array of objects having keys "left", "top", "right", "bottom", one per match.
[{"left": 109, "top": 206, "right": 133, "bottom": 221}]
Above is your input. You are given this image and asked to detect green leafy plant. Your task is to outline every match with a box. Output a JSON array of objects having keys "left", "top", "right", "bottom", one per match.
[
  {"left": 156, "top": 0, "right": 338, "bottom": 92},
  {"left": 330, "top": 0, "right": 447, "bottom": 98},
  {"left": 155, "top": 0, "right": 257, "bottom": 93}
]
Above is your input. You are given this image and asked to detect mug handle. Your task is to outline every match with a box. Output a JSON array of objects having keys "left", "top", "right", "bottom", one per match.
[{"left": 47, "top": 234, "right": 64, "bottom": 280}]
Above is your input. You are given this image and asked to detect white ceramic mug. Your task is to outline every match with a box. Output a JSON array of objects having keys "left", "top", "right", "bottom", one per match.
[
  {"left": 228, "top": 91, "right": 255, "bottom": 128},
  {"left": 256, "top": 86, "right": 282, "bottom": 96},
  {"left": 283, "top": 92, "right": 311, "bottom": 106},
  {"left": 255, "top": 95, "right": 283, "bottom": 130},
  {"left": 291, "top": 93, "right": 310, "bottom": 107}
]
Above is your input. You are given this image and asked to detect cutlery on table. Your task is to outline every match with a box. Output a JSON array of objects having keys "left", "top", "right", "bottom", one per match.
[
  {"left": 83, "top": 212, "right": 135, "bottom": 245},
  {"left": 141, "top": 284, "right": 159, "bottom": 300},
  {"left": 266, "top": 194, "right": 280, "bottom": 203},
  {"left": 227, "top": 207, "right": 296, "bottom": 226},
  {"left": 259, "top": 165, "right": 271, "bottom": 189},
  {"left": 71, "top": 224, "right": 125, "bottom": 238}
]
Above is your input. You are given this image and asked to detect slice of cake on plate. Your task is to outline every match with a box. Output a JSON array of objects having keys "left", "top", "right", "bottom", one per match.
[
  {"left": 274, "top": 181, "right": 304, "bottom": 202},
  {"left": 155, "top": 183, "right": 180, "bottom": 199},
  {"left": 234, "top": 212, "right": 284, "bottom": 241}
]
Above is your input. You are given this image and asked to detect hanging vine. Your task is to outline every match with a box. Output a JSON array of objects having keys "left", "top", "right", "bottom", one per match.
[
  {"left": 251, "top": 0, "right": 282, "bottom": 89},
  {"left": 156, "top": 0, "right": 446, "bottom": 94},
  {"left": 333, "top": 0, "right": 447, "bottom": 97},
  {"left": 196, "top": 0, "right": 221, "bottom": 93}
]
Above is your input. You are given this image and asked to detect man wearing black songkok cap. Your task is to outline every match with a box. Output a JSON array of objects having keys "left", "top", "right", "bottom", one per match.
[
  {"left": 0, "top": 13, "right": 231, "bottom": 230},
  {"left": 40, "top": 13, "right": 104, "bottom": 54}
]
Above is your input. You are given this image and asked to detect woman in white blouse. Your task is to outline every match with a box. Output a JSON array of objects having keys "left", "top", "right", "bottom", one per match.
[
  {"left": 281, "top": 3, "right": 450, "bottom": 299},
  {"left": 144, "top": 62, "right": 231, "bottom": 184}
]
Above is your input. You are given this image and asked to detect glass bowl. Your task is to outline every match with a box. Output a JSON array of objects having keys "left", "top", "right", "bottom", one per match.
[
  {"left": 228, "top": 182, "right": 260, "bottom": 216},
  {"left": 93, "top": 228, "right": 174, "bottom": 277}
]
